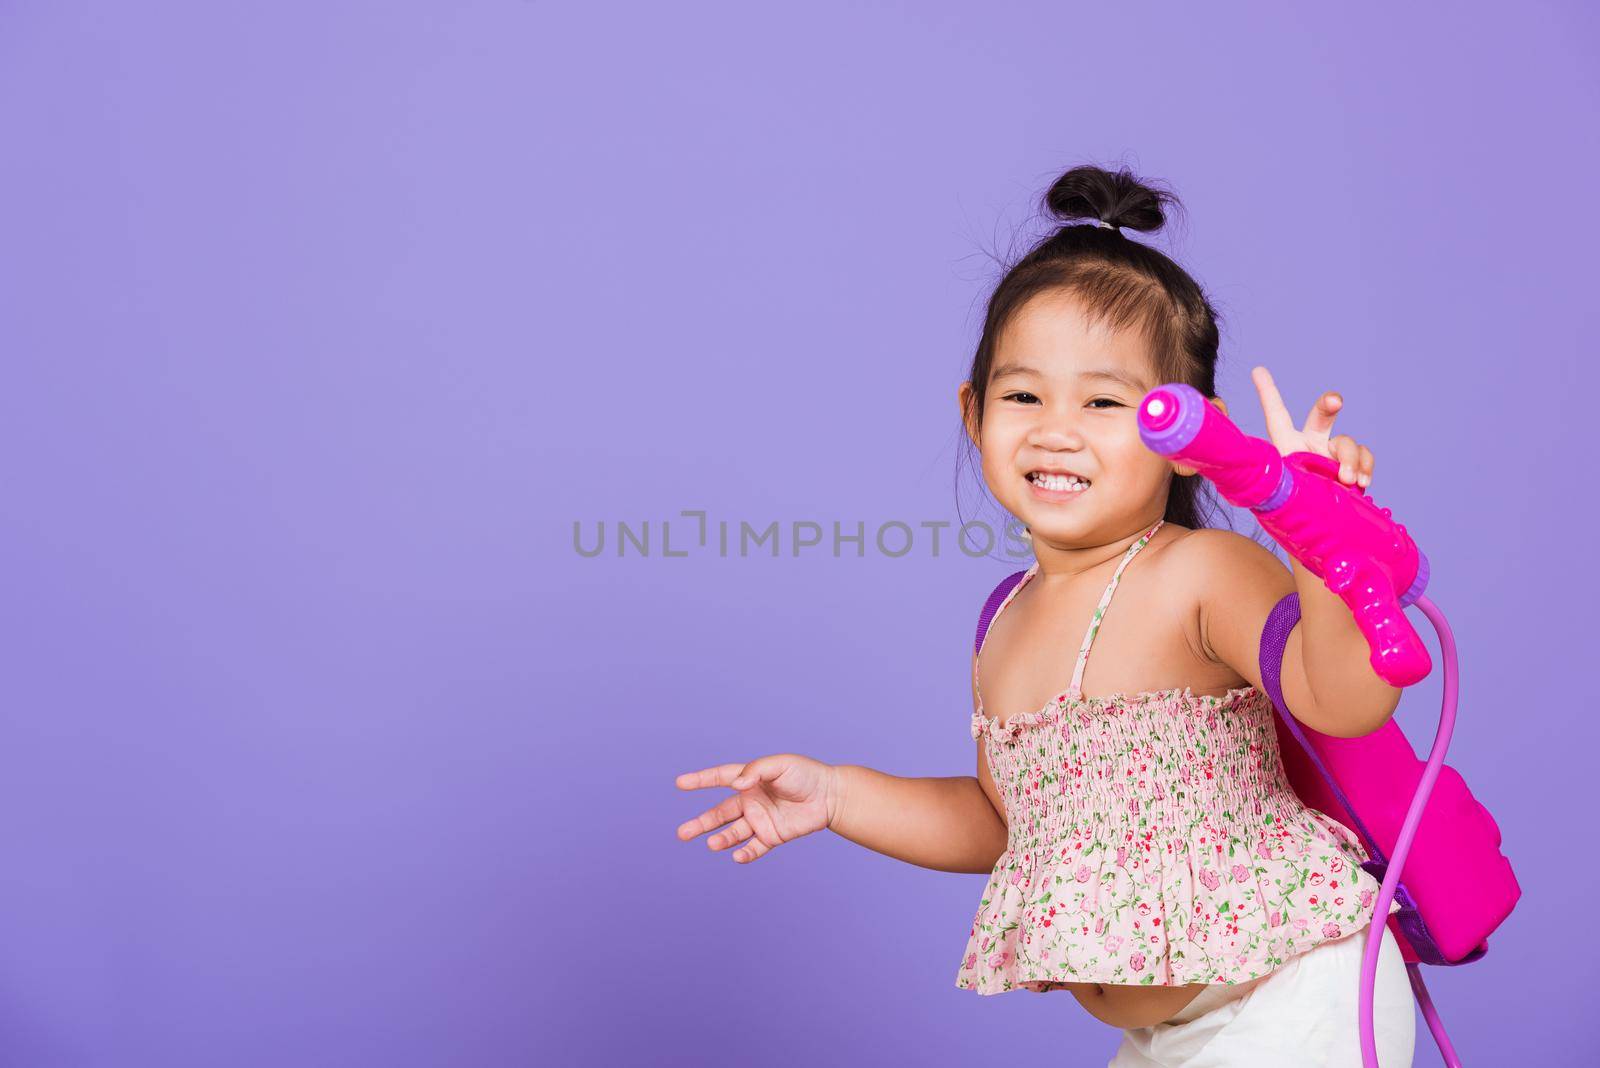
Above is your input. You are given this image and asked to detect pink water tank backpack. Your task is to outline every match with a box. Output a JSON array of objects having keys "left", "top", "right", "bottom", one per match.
[{"left": 1259, "top": 590, "right": 1519, "bottom": 965}]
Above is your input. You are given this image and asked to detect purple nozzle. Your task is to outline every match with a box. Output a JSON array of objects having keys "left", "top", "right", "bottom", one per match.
[
  {"left": 1138, "top": 382, "right": 1207, "bottom": 457},
  {"left": 1140, "top": 389, "right": 1181, "bottom": 432}
]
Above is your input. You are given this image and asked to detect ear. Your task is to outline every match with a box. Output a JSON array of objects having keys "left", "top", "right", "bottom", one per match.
[
  {"left": 958, "top": 381, "right": 980, "bottom": 448},
  {"left": 1170, "top": 396, "right": 1229, "bottom": 477}
]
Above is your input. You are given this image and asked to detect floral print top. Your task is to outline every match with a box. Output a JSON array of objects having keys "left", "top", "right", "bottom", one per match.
[{"left": 955, "top": 519, "right": 1399, "bottom": 994}]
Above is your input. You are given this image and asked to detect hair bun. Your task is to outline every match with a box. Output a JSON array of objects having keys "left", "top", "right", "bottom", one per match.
[{"left": 1043, "top": 164, "right": 1175, "bottom": 233}]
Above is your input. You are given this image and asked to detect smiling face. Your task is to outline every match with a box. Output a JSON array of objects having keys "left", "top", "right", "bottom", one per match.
[{"left": 959, "top": 291, "right": 1215, "bottom": 551}]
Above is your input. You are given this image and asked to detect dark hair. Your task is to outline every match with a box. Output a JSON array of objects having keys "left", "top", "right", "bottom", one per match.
[{"left": 959, "top": 163, "right": 1230, "bottom": 534}]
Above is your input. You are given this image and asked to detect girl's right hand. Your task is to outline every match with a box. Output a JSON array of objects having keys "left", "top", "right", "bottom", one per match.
[{"left": 673, "top": 754, "right": 841, "bottom": 863}]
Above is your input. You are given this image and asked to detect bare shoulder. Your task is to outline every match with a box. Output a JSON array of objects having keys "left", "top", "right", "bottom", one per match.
[
  {"left": 1141, "top": 526, "right": 1285, "bottom": 605},
  {"left": 1164, "top": 527, "right": 1306, "bottom": 699},
  {"left": 1165, "top": 527, "right": 1293, "bottom": 589}
]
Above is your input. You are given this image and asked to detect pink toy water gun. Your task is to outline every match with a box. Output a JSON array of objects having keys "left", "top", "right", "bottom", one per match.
[
  {"left": 1138, "top": 381, "right": 1430, "bottom": 687},
  {"left": 1135, "top": 381, "right": 1519, "bottom": 1068}
]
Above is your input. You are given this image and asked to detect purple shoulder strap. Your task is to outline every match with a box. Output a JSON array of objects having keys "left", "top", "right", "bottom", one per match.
[
  {"left": 1259, "top": 592, "right": 1384, "bottom": 853},
  {"left": 974, "top": 570, "right": 1027, "bottom": 656}
]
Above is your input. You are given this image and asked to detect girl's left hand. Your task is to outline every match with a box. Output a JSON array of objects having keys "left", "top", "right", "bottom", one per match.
[{"left": 1250, "top": 365, "right": 1374, "bottom": 489}]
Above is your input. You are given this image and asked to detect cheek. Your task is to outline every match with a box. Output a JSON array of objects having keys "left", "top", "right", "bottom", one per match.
[
  {"left": 1090, "top": 445, "right": 1164, "bottom": 496},
  {"left": 978, "top": 427, "right": 1025, "bottom": 475},
  {"left": 1110, "top": 434, "right": 1161, "bottom": 472},
  {"left": 985, "top": 451, "right": 1021, "bottom": 490}
]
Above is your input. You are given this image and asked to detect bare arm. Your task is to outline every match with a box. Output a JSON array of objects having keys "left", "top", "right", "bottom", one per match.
[
  {"left": 829, "top": 651, "right": 1008, "bottom": 874},
  {"left": 830, "top": 767, "right": 1007, "bottom": 874},
  {"left": 1193, "top": 528, "right": 1401, "bottom": 738},
  {"left": 1287, "top": 555, "right": 1403, "bottom": 736}
]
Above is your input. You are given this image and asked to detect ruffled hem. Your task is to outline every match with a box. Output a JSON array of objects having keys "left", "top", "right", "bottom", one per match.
[
  {"left": 954, "top": 898, "right": 1403, "bottom": 993},
  {"left": 952, "top": 805, "right": 1392, "bottom": 992}
]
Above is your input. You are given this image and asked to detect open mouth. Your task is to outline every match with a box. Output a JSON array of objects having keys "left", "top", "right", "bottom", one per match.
[{"left": 1027, "top": 471, "right": 1092, "bottom": 494}]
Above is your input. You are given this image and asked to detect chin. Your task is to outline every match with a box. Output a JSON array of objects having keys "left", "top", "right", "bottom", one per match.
[{"left": 1017, "top": 515, "right": 1088, "bottom": 543}]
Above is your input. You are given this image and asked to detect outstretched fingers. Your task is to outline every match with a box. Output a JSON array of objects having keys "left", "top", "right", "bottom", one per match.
[
  {"left": 675, "top": 793, "right": 744, "bottom": 843},
  {"left": 674, "top": 763, "right": 747, "bottom": 792},
  {"left": 1251, "top": 366, "right": 1296, "bottom": 442},
  {"left": 706, "top": 817, "right": 754, "bottom": 852},
  {"left": 1303, "top": 391, "right": 1342, "bottom": 440},
  {"left": 730, "top": 836, "right": 772, "bottom": 863},
  {"left": 674, "top": 758, "right": 785, "bottom": 861}
]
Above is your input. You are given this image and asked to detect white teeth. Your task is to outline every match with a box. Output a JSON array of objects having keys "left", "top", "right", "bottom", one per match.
[{"left": 1029, "top": 472, "right": 1090, "bottom": 492}]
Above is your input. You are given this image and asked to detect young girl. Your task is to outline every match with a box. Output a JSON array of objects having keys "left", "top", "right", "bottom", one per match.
[{"left": 674, "top": 165, "right": 1417, "bottom": 1066}]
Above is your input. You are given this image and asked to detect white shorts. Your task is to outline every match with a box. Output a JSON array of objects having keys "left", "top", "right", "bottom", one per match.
[{"left": 1108, "top": 921, "right": 1417, "bottom": 1067}]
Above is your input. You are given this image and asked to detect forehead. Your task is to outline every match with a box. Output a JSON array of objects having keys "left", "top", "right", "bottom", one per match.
[{"left": 992, "top": 292, "right": 1155, "bottom": 390}]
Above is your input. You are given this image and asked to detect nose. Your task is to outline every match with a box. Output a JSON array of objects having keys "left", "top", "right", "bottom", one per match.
[{"left": 1026, "top": 418, "right": 1086, "bottom": 451}]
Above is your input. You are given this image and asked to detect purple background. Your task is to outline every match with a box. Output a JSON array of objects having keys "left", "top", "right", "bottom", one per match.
[{"left": 2, "top": 2, "right": 1593, "bottom": 1064}]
